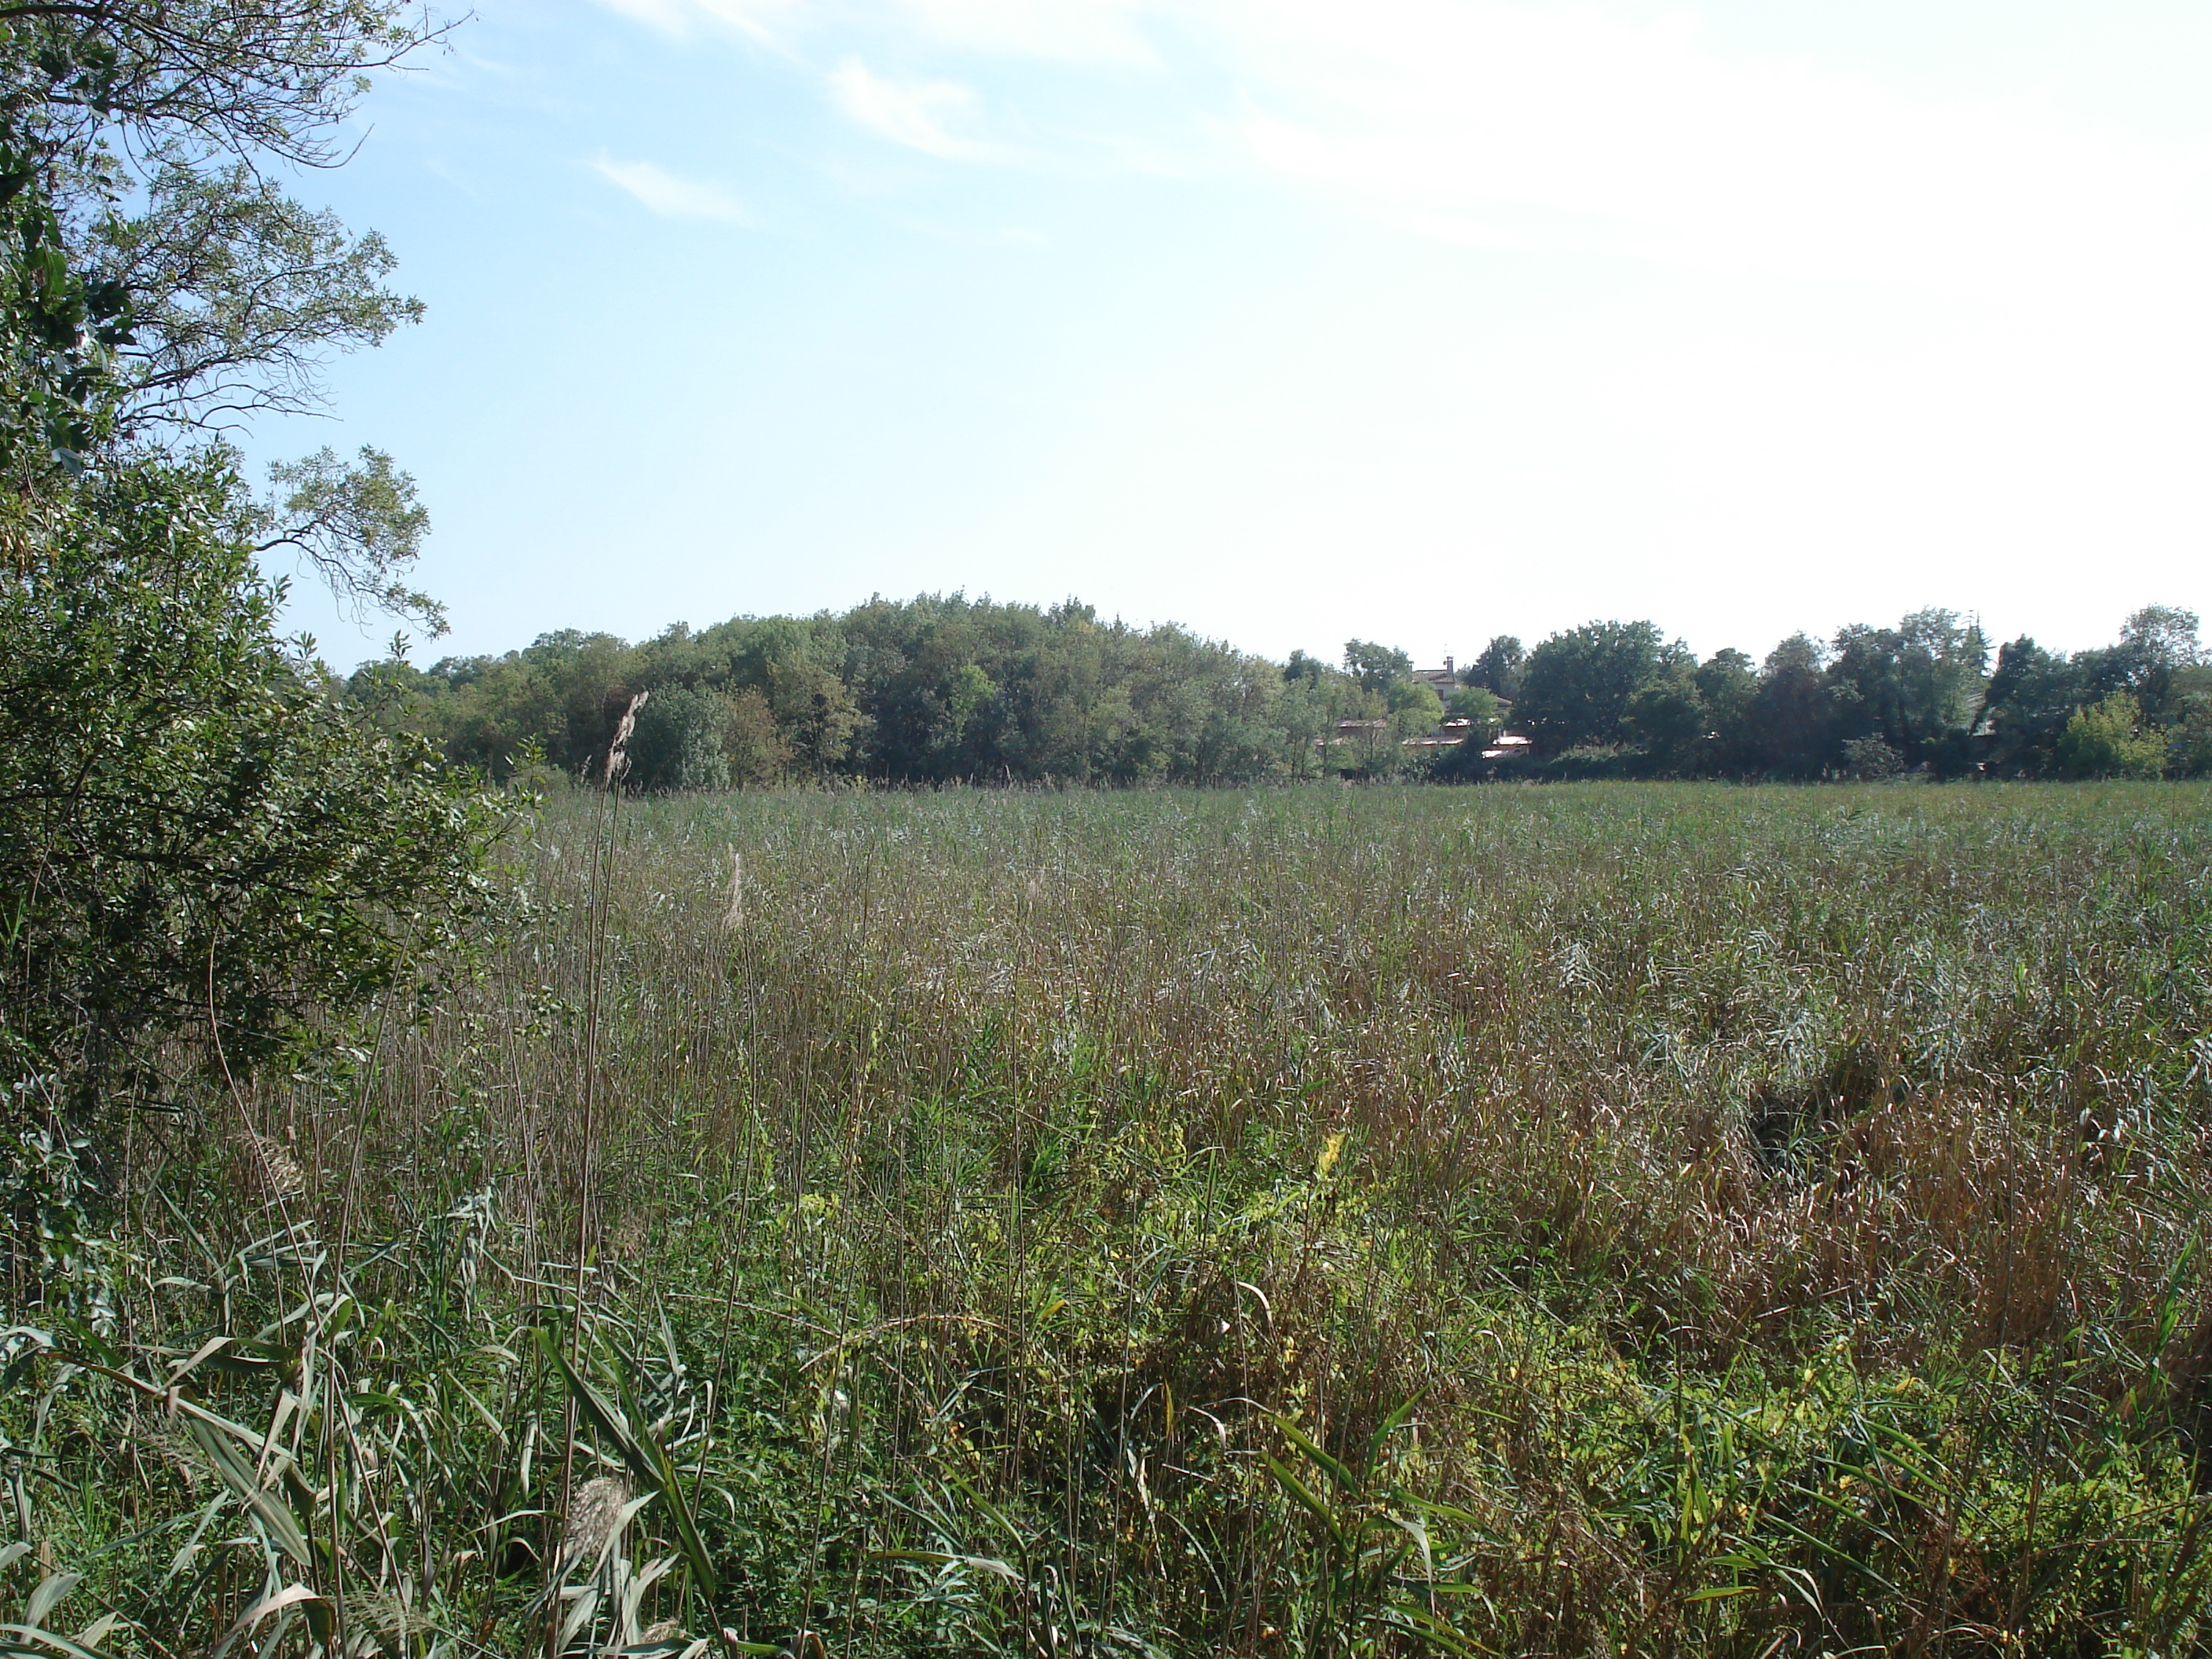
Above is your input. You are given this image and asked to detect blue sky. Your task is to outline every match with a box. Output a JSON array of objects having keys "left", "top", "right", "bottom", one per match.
[{"left": 258, "top": 0, "right": 2212, "bottom": 671}]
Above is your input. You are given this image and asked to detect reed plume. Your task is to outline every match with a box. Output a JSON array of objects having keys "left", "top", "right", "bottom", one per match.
[{"left": 604, "top": 689, "right": 648, "bottom": 787}]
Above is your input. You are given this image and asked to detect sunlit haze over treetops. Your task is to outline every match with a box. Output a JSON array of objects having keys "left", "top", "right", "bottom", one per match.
[{"left": 262, "top": 0, "right": 2212, "bottom": 669}]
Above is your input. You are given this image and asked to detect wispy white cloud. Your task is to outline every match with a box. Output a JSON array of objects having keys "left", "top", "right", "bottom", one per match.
[
  {"left": 591, "top": 0, "right": 2212, "bottom": 309},
  {"left": 1207, "top": 0, "right": 2212, "bottom": 305},
  {"left": 830, "top": 58, "right": 987, "bottom": 156},
  {"left": 887, "top": 0, "right": 1155, "bottom": 64},
  {"left": 592, "top": 156, "right": 752, "bottom": 221},
  {"left": 589, "top": 0, "right": 800, "bottom": 41},
  {"left": 595, "top": 0, "right": 1150, "bottom": 59}
]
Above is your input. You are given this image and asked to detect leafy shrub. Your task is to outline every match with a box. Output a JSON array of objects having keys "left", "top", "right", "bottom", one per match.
[
  {"left": 2056, "top": 692, "right": 2166, "bottom": 778},
  {"left": 0, "top": 453, "right": 501, "bottom": 1284},
  {"left": 1840, "top": 734, "right": 1903, "bottom": 778}
]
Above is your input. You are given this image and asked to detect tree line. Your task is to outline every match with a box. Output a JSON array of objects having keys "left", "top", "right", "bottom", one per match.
[
  {"left": 1456, "top": 605, "right": 2211, "bottom": 781},
  {"left": 348, "top": 598, "right": 2212, "bottom": 788}
]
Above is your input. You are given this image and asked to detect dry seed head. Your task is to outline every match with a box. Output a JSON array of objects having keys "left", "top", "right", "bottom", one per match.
[
  {"left": 604, "top": 690, "right": 649, "bottom": 786},
  {"left": 361, "top": 1592, "right": 413, "bottom": 1640},
  {"left": 723, "top": 847, "right": 744, "bottom": 928},
  {"left": 562, "top": 1474, "right": 631, "bottom": 1562},
  {"left": 238, "top": 1130, "right": 306, "bottom": 1199}
]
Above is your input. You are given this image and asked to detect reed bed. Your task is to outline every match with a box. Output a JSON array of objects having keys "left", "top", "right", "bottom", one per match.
[{"left": 13, "top": 782, "right": 2212, "bottom": 1657}]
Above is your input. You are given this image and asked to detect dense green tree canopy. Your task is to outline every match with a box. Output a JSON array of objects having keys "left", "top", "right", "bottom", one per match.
[
  {"left": 365, "top": 600, "right": 2212, "bottom": 790},
  {"left": 0, "top": 1, "right": 451, "bottom": 621},
  {"left": 1466, "top": 634, "right": 1525, "bottom": 700},
  {"left": 1512, "top": 619, "right": 1675, "bottom": 754},
  {"left": 0, "top": 2, "right": 496, "bottom": 1277},
  {"left": 1341, "top": 638, "right": 1412, "bottom": 696},
  {"left": 1, "top": 457, "right": 496, "bottom": 1107},
  {"left": 362, "top": 595, "right": 1328, "bottom": 788}
]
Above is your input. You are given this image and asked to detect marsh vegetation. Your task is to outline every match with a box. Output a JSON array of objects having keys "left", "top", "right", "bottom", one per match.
[{"left": 15, "top": 782, "right": 2212, "bottom": 1656}]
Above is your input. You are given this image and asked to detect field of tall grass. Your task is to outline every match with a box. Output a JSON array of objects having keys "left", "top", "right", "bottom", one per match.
[{"left": 13, "top": 782, "right": 2212, "bottom": 1657}]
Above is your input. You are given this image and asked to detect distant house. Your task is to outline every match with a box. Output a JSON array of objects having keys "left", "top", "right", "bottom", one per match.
[
  {"left": 1313, "top": 717, "right": 1390, "bottom": 756},
  {"left": 1316, "top": 665, "right": 1524, "bottom": 756},
  {"left": 1406, "top": 657, "right": 1463, "bottom": 702},
  {"left": 1404, "top": 716, "right": 1473, "bottom": 751},
  {"left": 1398, "top": 662, "right": 1503, "bottom": 750}
]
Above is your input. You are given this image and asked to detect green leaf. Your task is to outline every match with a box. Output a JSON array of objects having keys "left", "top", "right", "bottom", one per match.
[
  {"left": 535, "top": 1326, "right": 731, "bottom": 1651},
  {"left": 20, "top": 1578, "right": 75, "bottom": 1632},
  {"left": 211, "top": 1584, "right": 332, "bottom": 1658},
  {"left": 1361, "top": 1390, "right": 1426, "bottom": 1481},
  {"left": 1268, "top": 1413, "right": 1354, "bottom": 1492},
  {"left": 1379, "top": 1602, "right": 1499, "bottom": 1657},
  {"left": 871, "top": 1549, "right": 1021, "bottom": 1584},
  {"left": 1263, "top": 1455, "right": 1349, "bottom": 1548},
  {"left": 183, "top": 1417, "right": 309, "bottom": 1566},
  {"left": 0, "top": 1625, "right": 117, "bottom": 1659}
]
